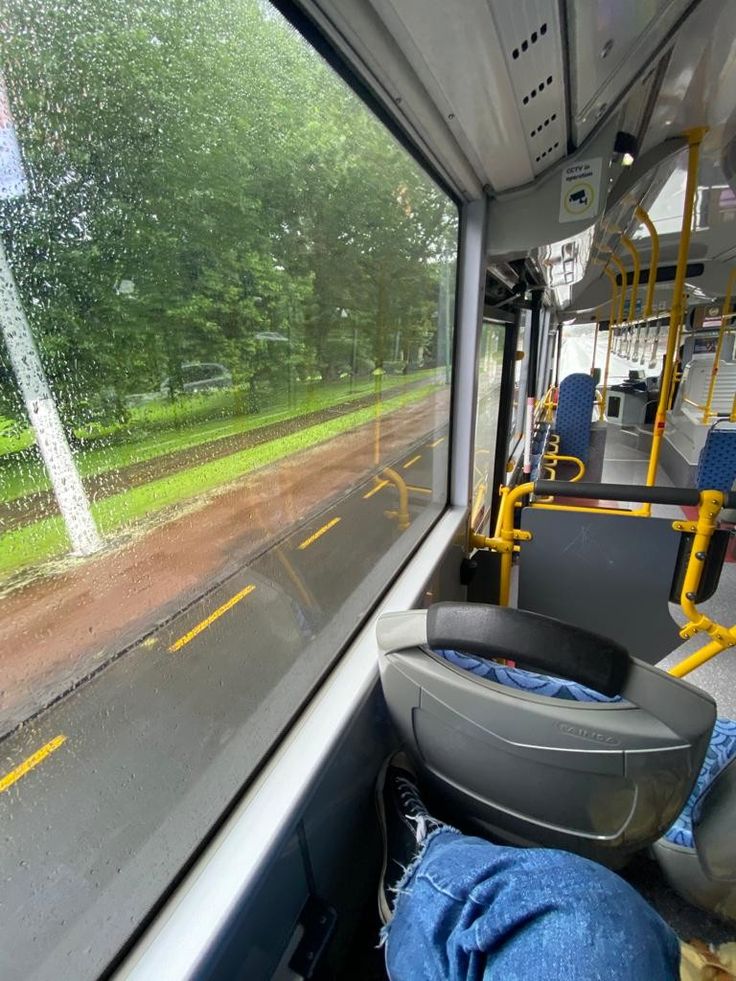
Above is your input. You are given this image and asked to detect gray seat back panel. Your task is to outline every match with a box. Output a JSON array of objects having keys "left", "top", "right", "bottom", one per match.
[
  {"left": 379, "top": 642, "right": 715, "bottom": 864},
  {"left": 518, "top": 507, "right": 682, "bottom": 663}
]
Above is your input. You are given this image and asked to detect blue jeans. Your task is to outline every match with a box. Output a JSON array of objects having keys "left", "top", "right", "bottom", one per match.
[{"left": 384, "top": 829, "right": 680, "bottom": 980}]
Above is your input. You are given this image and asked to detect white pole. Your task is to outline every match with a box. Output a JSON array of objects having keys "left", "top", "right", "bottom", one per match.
[
  {"left": 0, "top": 241, "right": 102, "bottom": 554},
  {"left": 523, "top": 396, "right": 534, "bottom": 475},
  {"left": 0, "top": 75, "right": 101, "bottom": 555}
]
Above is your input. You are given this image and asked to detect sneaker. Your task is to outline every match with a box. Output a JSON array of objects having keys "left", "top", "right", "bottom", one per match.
[{"left": 375, "top": 750, "right": 443, "bottom": 924}]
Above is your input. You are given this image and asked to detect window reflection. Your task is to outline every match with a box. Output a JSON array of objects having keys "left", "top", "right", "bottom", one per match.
[
  {"left": 471, "top": 320, "right": 505, "bottom": 531},
  {"left": 0, "top": 1, "right": 458, "bottom": 976}
]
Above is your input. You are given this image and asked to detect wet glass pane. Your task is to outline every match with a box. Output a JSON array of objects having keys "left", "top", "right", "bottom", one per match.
[
  {"left": 509, "top": 310, "right": 531, "bottom": 453},
  {"left": 471, "top": 320, "right": 505, "bottom": 531},
  {"left": 0, "top": 2, "right": 458, "bottom": 976},
  {"left": 560, "top": 321, "right": 661, "bottom": 387}
]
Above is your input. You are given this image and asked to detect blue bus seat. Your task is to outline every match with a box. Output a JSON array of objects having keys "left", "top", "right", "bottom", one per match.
[
  {"left": 653, "top": 719, "right": 736, "bottom": 922},
  {"left": 696, "top": 422, "right": 736, "bottom": 493},
  {"left": 555, "top": 373, "right": 596, "bottom": 464}
]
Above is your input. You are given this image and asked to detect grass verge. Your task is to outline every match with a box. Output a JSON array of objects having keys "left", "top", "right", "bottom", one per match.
[
  {"left": 0, "top": 383, "right": 441, "bottom": 579},
  {"left": 0, "top": 371, "right": 434, "bottom": 503}
]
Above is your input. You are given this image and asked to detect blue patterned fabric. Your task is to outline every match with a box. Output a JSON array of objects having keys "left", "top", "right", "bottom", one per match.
[
  {"left": 435, "top": 649, "right": 622, "bottom": 703},
  {"left": 696, "top": 424, "right": 736, "bottom": 493},
  {"left": 555, "top": 373, "right": 596, "bottom": 464},
  {"left": 663, "top": 718, "right": 736, "bottom": 847}
]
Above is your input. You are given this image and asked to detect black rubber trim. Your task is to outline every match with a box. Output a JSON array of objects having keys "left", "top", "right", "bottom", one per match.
[
  {"left": 615, "top": 262, "right": 704, "bottom": 287},
  {"left": 426, "top": 602, "right": 630, "bottom": 697},
  {"left": 533, "top": 480, "right": 735, "bottom": 508}
]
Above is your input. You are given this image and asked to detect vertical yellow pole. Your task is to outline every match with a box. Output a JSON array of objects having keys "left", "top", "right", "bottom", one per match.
[
  {"left": 601, "top": 267, "right": 618, "bottom": 415},
  {"left": 645, "top": 128, "right": 706, "bottom": 492},
  {"left": 621, "top": 236, "right": 641, "bottom": 326},
  {"left": 610, "top": 253, "right": 628, "bottom": 327},
  {"left": 590, "top": 312, "right": 600, "bottom": 376},
  {"left": 635, "top": 204, "right": 660, "bottom": 368},
  {"left": 731, "top": 393, "right": 736, "bottom": 423},
  {"left": 373, "top": 371, "right": 382, "bottom": 465},
  {"left": 635, "top": 206, "right": 659, "bottom": 319},
  {"left": 702, "top": 268, "right": 736, "bottom": 422}
]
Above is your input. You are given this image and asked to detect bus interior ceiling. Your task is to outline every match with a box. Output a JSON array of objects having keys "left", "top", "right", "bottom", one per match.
[{"left": 1, "top": 0, "right": 736, "bottom": 978}]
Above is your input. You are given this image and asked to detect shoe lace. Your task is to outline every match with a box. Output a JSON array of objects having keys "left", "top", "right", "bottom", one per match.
[{"left": 395, "top": 774, "right": 442, "bottom": 842}]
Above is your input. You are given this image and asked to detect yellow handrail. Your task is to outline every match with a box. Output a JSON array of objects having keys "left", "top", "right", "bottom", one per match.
[
  {"left": 602, "top": 266, "right": 619, "bottom": 328},
  {"left": 590, "top": 314, "right": 600, "bottom": 376},
  {"left": 544, "top": 453, "right": 586, "bottom": 481},
  {"left": 610, "top": 253, "right": 628, "bottom": 326},
  {"left": 470, "top": 481, "right": 534, "bottom": 606},
  {"left": 381, "top": 466, "right": 410, "bottom": 531},
  {"left": 669, "top": 490, "right": 736, "bottom": 677},
  {"left": 635, "top": 205, "right": 659, "bottom": 319},
  {"left": 600, "top": 267, "right": 618, "bottom": 415},
  {"left": 471, "top": 476, "right": 734, "bottom": 667},
  {"left": 621, "top": 235, "right": 641, "bottom": 325},
  {"left": 594, "top": 389, "right": 605, "bottom": 421},
  {"left": 643, "top": 127, "right": 706, "bottom": 506}
]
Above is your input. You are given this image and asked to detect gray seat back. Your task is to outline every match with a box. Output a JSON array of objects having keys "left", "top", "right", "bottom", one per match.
[
  {"left": 694, "top": 756, "right": 736, "bottom": 881},
  {"left": 377, "top": 603, "right": 716, "bottom": 866}
]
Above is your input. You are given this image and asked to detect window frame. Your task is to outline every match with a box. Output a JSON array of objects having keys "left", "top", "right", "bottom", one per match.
[
  {"left": 114, "top": 193, "right": 486, "bottom": 978},
  {"left": 0, "top": 0, "right": 470, "bottom": 973}
]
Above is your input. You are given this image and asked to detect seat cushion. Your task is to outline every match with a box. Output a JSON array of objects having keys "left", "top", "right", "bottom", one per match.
[
  {"left": 663, "top": 718, "right": 736, "bottom": 848},
  {"left": 434, "top": 648, "right": 622, "bottom": 703}
]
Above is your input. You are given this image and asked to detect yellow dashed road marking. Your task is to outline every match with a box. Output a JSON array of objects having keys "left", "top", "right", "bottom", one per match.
[
  {"left": 297, "top": 517, "right": 341, "bottom": 550},
  {"left": 363, "top": 480, "right": 389, "bottom": 500},
  {"left": 0, "top": 735, "right": 67, "bottom": 794},
  {"left": 428, "top": 437, "right": 445, "bottom": 448},
  {"left": 169, "top": 585, "right": 256, "bottom": 652},
  {"left": 403, "top": 455, "right": 421, "bottom": 469}
]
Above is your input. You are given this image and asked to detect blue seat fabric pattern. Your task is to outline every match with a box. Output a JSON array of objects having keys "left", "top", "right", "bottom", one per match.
[
  {"left": 663, "top": 718, "right": 736, "bottom": 848},
  {"left": 555, "top": 372, "right": 596, "bottom": 464},
  {"left": 435, "top": 648, "right": 622, "bottom": 703},
  {"left": 696, "top": 425, "right": 736, "bottom": 493}
]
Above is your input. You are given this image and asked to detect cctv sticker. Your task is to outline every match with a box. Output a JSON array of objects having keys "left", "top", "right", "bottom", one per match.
[{"left": 558, "top": 158, "right": 602, "bottom": 223}]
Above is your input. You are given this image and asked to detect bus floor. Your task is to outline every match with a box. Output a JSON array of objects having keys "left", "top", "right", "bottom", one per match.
[{"left": 599, "top": 424, "right": 685, "bottom": 520}]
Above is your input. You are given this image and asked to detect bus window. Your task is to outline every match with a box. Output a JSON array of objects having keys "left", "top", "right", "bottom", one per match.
[
  {"left": 471, "top": 320, "right": 505, "bottom": 531},
  {"left": 0, "top": 1, "right": 458, "bottom": 975},
  {"left": 509, "top": 309, "right": 532, "bottom": 454}
]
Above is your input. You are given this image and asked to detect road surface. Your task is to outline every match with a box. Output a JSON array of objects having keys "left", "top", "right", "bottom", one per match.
[{"left": 0, "top": 426, "right": 450, "bottom": 981}]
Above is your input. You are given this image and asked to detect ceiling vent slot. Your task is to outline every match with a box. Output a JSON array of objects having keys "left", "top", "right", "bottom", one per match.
[
  {"left": 530, "top": 112, "right": 558, "bottom": 138},
  {"left": 511, "top": 21, "right": 548, "bottom": 60},
  {"left": 492, "top": 2, "right": 566, "bottom": 177},
  {"left": 534, "top": 141, "right": 560, "bottom": 163},
  {"left": 522, "top": 75, "right": 554, "bottom": 106}
]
